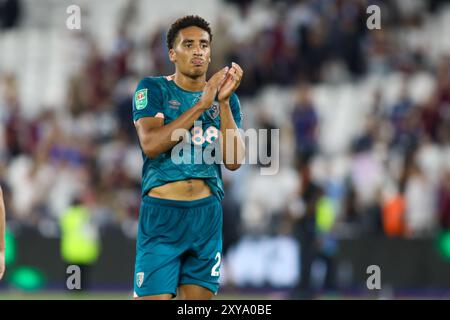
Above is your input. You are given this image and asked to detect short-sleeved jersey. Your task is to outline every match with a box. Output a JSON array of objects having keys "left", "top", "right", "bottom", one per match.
[{"left": 132, "top": 76, "right": 242, "bottom": 202}]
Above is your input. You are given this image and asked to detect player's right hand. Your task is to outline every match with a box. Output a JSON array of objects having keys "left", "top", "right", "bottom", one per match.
[{"left": 200, "top": 67, "right": 229, "bottom": 109}]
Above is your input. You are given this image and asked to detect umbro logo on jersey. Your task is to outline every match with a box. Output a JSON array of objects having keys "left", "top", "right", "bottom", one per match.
[{"left": 169, "top": 100, "right": 180, "bottom": 109}]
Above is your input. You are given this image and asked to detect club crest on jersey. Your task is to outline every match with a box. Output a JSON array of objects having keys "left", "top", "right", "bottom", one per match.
[
  {"left": 136, "top": 272, "right": 144, "bottom": 288},
  {"left": 135, "top": 89, "right": 148, "bottom": 110},
  {"left": 207, "top": 102, "right": 219, "bottom": 119}
]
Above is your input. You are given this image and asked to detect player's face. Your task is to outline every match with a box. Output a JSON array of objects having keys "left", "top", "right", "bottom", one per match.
[{"left": 170, "top": 26, "right": 211, "bottom": 79}]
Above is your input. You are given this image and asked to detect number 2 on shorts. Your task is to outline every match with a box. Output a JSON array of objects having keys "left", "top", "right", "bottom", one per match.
[{"left": 211, "top": 252, "right": 221, "bottom": 277}]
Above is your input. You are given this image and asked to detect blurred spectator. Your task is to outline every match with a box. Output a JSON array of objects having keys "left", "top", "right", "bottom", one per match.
[
  {"left": 149, "top": 26, "right": 173, "bottom": 76},
  {"left": 60, "top": 196, "right": 100, "bottom": 291},
  {"left": 438, "top": 171, "right": 450, "bottom": 230},
  {"left": 291, "top": 84, "right": 318, "bottom": 163},
  {"left": 289, "top": 162, "right": 337, "bottom": 298},
  {"left": 352, "top": 118, "right": 377, "bottom": 153},
  {"left": 389, "top": 83, "right": 414, "bottom": 142},
  {"left": 382, "top": 186, "right": 406, "bottom": 237},
  {"left": 342, "top": 177, "right": 359, "bottom": 225},
  {"left": 404, "top": 162, "right": 437, "bottom": 237},
  {"left": 391, "top": 106, "right": 422, "bottom": 154},
  {"left": 314, "top": 188, "right": 337, "bottom": 292},
  {"left": 0, "top": 0, "right": 21, "bottom": 29},
  {"left": 363, "top": 28, "right": 392, "bottom": 75},
  {"left": 421, "top": 95, "right": 441, "bottom": 143},
  {"left": 291, "top": 163, "right": 320, "bottom": 299}
]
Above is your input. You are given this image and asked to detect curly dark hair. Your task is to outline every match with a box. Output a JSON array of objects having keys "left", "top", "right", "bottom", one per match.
[{"left": 166, "top": 15, "right": 212, "bottom": 50}]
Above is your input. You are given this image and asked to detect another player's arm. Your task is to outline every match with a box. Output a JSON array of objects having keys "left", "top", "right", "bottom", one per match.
[
  {"left": 0, "top": 185, "right": 6, "bottom": 280},
  {"left": 218, "top": 62, "right": 245, "bottom": 171},
  {"left": 135, "top": 68, "right": 228, "bottom": 159}
]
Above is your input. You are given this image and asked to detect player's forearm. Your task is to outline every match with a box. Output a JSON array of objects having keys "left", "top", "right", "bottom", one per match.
[
  {"left": 219, "top": 100, "right": 245, "bottom": 171},
  {"left": 0, "top": 187, "right": 5, "bottom": 251},
  {"left": 141, "top": 101, "right": 209, "bottom": 159}
]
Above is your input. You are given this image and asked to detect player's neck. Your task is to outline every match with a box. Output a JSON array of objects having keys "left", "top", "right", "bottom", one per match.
[{"left": 173, "top": 72, "right": 206, "bottom": 92}]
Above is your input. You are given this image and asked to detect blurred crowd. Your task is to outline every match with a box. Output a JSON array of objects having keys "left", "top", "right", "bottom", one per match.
[
  {"left": 0, "top": 0, "right": 449, "bottom": 249},
  {"left": 288, "top": 54, "right": 450, "bottom": 235}
]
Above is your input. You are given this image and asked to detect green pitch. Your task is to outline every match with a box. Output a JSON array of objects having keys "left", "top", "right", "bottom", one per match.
[{"left": 0, "top": 291, "right": 272, "bottom": 300}]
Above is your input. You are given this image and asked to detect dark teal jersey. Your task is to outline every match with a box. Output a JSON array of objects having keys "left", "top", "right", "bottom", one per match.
[{"left": 132, "top": 76, "right": 242, "bottom": 202}]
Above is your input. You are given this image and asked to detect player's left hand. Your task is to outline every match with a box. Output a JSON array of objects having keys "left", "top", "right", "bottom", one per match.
[{"left": 218, "top": 62, "right": 243, "bottom": 102}]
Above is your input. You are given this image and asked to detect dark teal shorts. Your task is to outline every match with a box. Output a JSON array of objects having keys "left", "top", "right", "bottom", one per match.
[{"left": 133, "top": 195, "right": 222, "bottom": 298}]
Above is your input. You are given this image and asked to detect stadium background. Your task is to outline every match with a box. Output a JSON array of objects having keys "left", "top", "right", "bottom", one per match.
[{"left": 0, "top": 0, "right": 450, "bottom": 299}]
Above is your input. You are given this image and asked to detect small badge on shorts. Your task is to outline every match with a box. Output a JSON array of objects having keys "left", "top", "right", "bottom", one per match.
[{"left": 136, "top": 272, "right": 145, "bottom": 288}]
